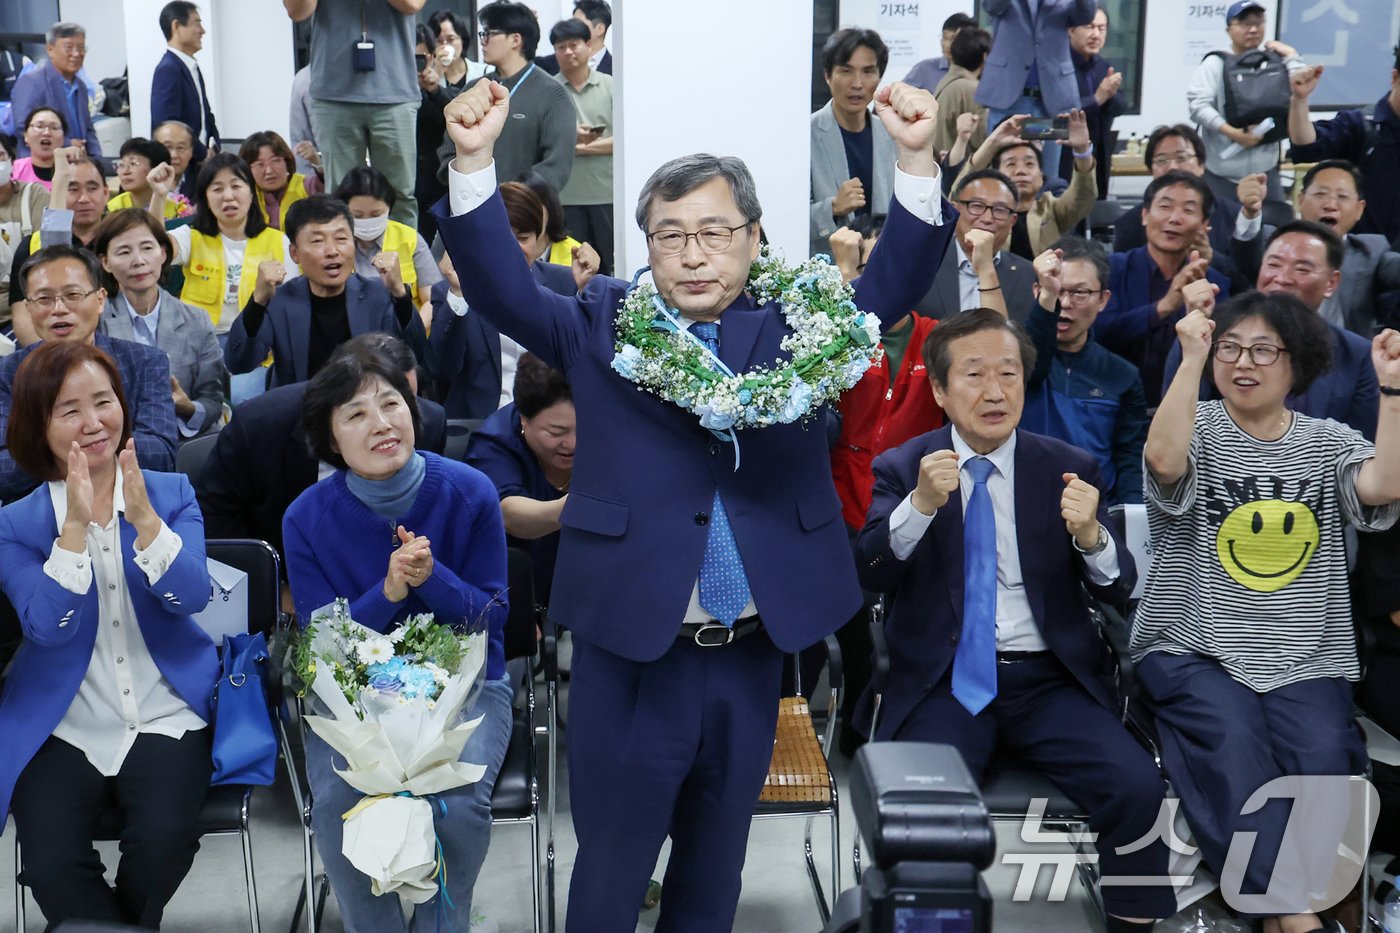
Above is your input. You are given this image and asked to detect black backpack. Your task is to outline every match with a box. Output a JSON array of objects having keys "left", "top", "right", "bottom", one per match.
[{"left": 1208, "top": 48, "right": 1292, "bottom": 144}]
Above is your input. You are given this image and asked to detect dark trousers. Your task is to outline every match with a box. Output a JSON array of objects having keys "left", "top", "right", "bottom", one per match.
[
  {"left": 12, "top": 729, "right": 212, "bottom": 931},
  {"left": 1136, "top": 652, "right": 1366, "bottom": 917},
  {"left": 891, "top": 655, "right": 1176, "bottom": 918},
  {"left": 565, "top": 631, "right": 783, "bottom": 933},
  {"left": 563, "top": 203, "right": 615, "bottom": 278}
]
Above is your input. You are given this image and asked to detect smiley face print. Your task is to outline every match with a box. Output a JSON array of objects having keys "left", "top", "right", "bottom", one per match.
[{"left": 1215, "top": 499, "right": 1321, "bottom": 593}]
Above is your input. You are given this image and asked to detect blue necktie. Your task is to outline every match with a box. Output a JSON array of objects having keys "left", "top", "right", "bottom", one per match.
[
  {"left": 691, "top": 321, "right": 752, "bottom": 626},
  {"left": 952, "top": 456, "right": 998, "bottom": 715}
]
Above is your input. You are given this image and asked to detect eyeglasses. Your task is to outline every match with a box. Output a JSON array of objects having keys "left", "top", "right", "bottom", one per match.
[
  {"left": 957, "top": 199, "right": 1016, "bottom": 222},
  {"left": 27, "top": 121, "right": 63, "bottom": 133},
  {"left": 1151, "top": 152, "right": 1199, "bottom": 169},
  {"left": 478, "top": 29, "right": 505, "bottom": 41},
  {"left": 646, "top": 223, "right": 750, "bottom": 255},
  {"left": 1060, "top": 287, "right": 1103, "bottom": 303},
  {"left": 1213, "top": 340, "right": 1287, "bottom": 366},
  {"left": 28, "top": 287, "right": 100, "bottom": 312},
  {"left": 116, "top": 159, "right": 149, "bottom": 172}
]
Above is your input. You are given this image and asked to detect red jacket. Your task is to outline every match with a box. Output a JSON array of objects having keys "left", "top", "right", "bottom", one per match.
[{"left": 831, "top": 314, "right": 944, "bottom": 529}]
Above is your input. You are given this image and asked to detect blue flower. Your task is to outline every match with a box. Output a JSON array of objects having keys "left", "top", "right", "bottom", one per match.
[
  {"left": 842, "top": 358, "right": 872, "bottom": 385},
  {"left": 367, "top": 670, "right": 403, "bottom": 693},
  {"left": 780, "top": 379, "right": 814, "bottom": 422},
  {"left": 738, "top": 389, "right": 753, "bottom": 405},
  {"left": 611, "top": 345, "right": 642, "bottom": 379},
  {"left": 697, "top": 404, "right": 736, "bottom": 431}
]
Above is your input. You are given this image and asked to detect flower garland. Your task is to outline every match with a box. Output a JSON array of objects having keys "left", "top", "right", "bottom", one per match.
[{"left": 610, "top": 247, "right": 883, "bottom": 433}]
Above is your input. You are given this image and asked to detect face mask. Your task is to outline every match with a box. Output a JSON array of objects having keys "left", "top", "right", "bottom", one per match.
[
  {"left": 353, "top": 214, "right": 389, "bottom": 240},
  {"left": 0, "top": 161, "right": 11, "bottom": 186}
]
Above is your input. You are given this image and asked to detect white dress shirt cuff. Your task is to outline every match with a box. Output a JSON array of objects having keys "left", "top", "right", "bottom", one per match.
[
  {"left": 446, "top": 291, "right": 469, "bottom": 317},
  {"left": 1233, "top": 209, "right": 1263, "bottom": 241},
  {"left": 888, "top": 493, "right": 937, "bottom": 560},
  {"left": 893, "top": 165, "right": 945, "bottom": 226},
  {"left": 448, "top": 160, "right": 498, "bottom": 216},
  {"left": 1079, "top": 533, "right": 1121, "bottom": 585},
  {"left": 45, "top": 540, "right": 93, "bottom": 594},
  {"left": 133, "top": 522, "right": 183, "bottom": 585},
  {"left": 40, "top": 208, "right": 76, "bottom": 248},
  {"left": 178, "top": 404, "right": 208, "bottom": 438}
]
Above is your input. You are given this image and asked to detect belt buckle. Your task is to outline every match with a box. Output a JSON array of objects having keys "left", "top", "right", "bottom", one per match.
[{"left": 692, "top": 622, "right": 734, "bottom": 647}]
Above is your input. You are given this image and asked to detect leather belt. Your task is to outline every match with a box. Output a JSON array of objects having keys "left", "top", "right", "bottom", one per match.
[
  {"left": 996, "top": 650, "right": 1052, "bottom": 665},
  {"left": 679, "top": 617, "right": 762, "bottom": 647}
]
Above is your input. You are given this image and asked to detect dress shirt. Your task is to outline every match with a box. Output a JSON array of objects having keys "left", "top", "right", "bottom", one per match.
[
  {"left": 446, "top": 155, "right": 944, "bottom": 628},
  {"left": 122, "top": 295, "right": 161, "bottom": 347},
  {"left": 588, "top": 46, "right": 607, "bottom": 71},
  {"left": 955, "top": 239, "right": 1001, "bottom": 312},
  {"left": 44, "top": 467, "right": 205, "bottom": 775},
  {"left": 887, "top": 427, "right": 1120, "bottom": 652},
  {"left": 169, "top": 47, "right": 207, "bottom": 143}
]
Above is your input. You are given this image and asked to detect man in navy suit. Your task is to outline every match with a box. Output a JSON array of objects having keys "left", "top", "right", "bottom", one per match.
[
  {"left": 225, "top": 196, "right": 425, "bottom": 388},
  {"left": 150, "top": 2, "right": 220, "bottom": 162},
  {"left": 856, "top": 309, "right": 1174, "bottom": 930},
  {"left": 535, "top": 0, "right": 614, "bottom": 76},
  {"left": 435, "top": 77, "right": 955, "bottom": 931},
  {"left": 10, "top": 23, "right": 102, "bottom": 159}
]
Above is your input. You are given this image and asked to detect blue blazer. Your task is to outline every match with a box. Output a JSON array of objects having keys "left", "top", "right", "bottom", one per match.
[
  {"left": 854, "top": 426, "right": 1134, "bottom": 740},
  {"left": 150, "top": 49, "right": 220, "bottom": 159},
  {"left": 975, "top": 0, "right": 1098, "bottom": 116},
  {"left": 1161, "top": 320, "right": 1380, "bottom": 441},
  {"left": 224, "top": 274, "right": 426, "bottom": 388},
  {"left": 423, "top": 262, "right": 576, "bottom": 420},
  {"left": 432, "top": 188, "right": 956, "bottom": 661},
  {"left": 0, "top": 471, "right": 216, "bottom": 823},
  {"left": 10, "top": 61, "right": 101, "bottom": 157}
]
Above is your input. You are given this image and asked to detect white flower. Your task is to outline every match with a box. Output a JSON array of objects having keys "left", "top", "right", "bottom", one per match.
[{"left": 354, "top": 636, "right": 395, "bottom": 666}]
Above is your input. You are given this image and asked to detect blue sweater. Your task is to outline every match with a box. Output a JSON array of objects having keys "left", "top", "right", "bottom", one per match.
[{"left": 283, "top": 451, "right": 508, "bottom": 680}]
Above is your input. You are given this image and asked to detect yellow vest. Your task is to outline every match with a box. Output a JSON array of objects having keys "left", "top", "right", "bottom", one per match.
[
  {"left": 381, "top": 219, "right": 421, "bottom": 304},
  {"left": 106, "top": 192, "right": 183, "bottom": 220},
  {"left": 256, "top": 173, "right": 310, "bottom": 229},
  {"left": 180, "top": 227, "right": 287, "bottom": 329},
  {"left": 547, "top": 235, "right": 581, "bottom": 268}
]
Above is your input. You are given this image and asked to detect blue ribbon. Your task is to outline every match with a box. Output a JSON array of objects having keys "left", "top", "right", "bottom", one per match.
[{"left": 623, "top": 266, "right": 743, "bottom": 471}]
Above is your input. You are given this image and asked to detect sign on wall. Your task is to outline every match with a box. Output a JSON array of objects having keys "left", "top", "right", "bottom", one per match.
[{"left": 1280, "top": 0, "right": 1400, "bottom": 109}]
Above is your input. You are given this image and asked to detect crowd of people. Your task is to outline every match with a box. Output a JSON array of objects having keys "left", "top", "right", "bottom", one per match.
[{"left": 0, "top": 0, "right": 1396, "bottom": 931}]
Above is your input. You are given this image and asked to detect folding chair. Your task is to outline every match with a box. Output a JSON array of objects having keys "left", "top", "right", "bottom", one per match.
[{"left": 13, "top": 537, "right": 281, "bottom": 933}]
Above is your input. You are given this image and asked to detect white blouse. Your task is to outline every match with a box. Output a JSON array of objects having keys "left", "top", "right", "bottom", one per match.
[{"left": 44, "top": 468, "right": 207, "bottom": 775}]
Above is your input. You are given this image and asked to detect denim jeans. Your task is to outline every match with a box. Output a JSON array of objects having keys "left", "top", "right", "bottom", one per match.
[
  {"left": 306, "top": 674, "right": 514, "bottom": 932},
  {"left": 989, "top": 96, "right": 1064, "bottom": 185}
]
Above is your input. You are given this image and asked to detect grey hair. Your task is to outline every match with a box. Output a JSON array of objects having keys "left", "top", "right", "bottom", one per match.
[
  {"left": 47, "top": 22, "right": 86, "bottom": 44},
  {"left": 154, "top": 119, "right": 197, "bottom": 141},
  {"left": 634, "top": 154, "right": 763, "bottom": 231}
]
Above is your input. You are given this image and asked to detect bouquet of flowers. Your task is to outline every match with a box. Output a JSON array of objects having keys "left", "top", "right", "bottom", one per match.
[{"left": 291, "top": 599, "right": 489, "bottom": 906}]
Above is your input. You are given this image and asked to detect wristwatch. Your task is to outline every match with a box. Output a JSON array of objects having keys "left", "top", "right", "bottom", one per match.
[{"left": 1072, "top": 523, "right": 1109, "bottom": 555}]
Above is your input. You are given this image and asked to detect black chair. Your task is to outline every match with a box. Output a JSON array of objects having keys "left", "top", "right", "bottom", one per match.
[
  {"left": 444, "top": 418, "right": 483, "bottom": 463},
  {"left": 13, "top": 538, "right": 282, "bottom": 933},
  {"left": 175, "top": 431, "right": 221, "bottom": 481},
  {"left": 284, "top": 546, "right": 556, "bottom": 933}
]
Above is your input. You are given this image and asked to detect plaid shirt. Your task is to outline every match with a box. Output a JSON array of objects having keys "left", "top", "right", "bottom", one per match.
[{"left": 0, "top": 333, "right": 177, "bottom": 504}]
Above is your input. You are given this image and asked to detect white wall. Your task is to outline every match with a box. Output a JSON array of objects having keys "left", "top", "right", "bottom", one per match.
[
  {"left": 612, "top": 0, "right": 813, "bottom": 277},
  {"left": 60, "top": 0, "right": 128, "bottom": 85}
]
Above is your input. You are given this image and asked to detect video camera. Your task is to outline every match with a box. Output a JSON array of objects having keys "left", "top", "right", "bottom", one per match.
[{"left": 821, "top": 742, "right": 995, "bottom": 933}]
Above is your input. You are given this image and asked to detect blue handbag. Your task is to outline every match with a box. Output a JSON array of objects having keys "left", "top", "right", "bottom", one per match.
[{"left": 210, "top": 631, "right": 278, "bottom": 786}]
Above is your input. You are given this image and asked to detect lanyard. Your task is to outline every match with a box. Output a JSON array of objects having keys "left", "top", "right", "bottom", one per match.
[{"left": 507, "top": 63, "right": 537, "bottom": 98}]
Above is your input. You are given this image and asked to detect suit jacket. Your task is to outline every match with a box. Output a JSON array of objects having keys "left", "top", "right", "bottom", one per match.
[
  {"left": 0, "top": 471, "right": 216, "bottom": 823},
  {"left": 195, "top": 380, "right": 445, "bottom": 561},
  {"left": 0, "top": 333, "right": 177, "bottom": 504},
  {"left": 224, "top": 274, "right": 425, "bottom": 388},
  {"left": 855, "top": 426, "right": 1134, "bottom": 739},
  {"left": 423, "top": 263, "right": 576, "bottom": 420},
  {"left": 100, "top": 290, "right": 226, "bottom": 435},
  {"left": 1161, "top": 319, "right": 1379, "bottom": 440},
  {"left": 150, "top": 49, "right": 220, "bottom": 160},
  {"left": 975, "top": 0, "right": 1098, "bottom": 116},
  {"left": 1231, "top": 229, "right": 1400, "bottom": 337},
  {"left": 535, "top": 48, "right": 612, "bottom": 76},
  {"left": 10, "top": 62, "right": 101, "bottom": 157},
  {"left": 810, "top": 102, "right": 895, "bottom": 257},
  {"left": 1062, "top": 50, "right": 1122, "bottom": 197},
  {"left": 914, "top": 246, "right": 1037, "bottom": 323},
  {"left": 433, "top": 186, "right": 956, "bottom": 661}
]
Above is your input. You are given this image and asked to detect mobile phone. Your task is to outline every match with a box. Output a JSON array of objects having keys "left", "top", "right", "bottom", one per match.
[
  {"left": 415, "top": 53, "right": 428, "bottom": 73},
  {"left": 1020, "top": 116, "right": 1069, "bottom": 141}
]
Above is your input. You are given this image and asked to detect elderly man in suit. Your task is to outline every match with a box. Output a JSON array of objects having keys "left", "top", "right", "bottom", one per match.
[
  {"left": 434, "top": 73, "right": 956, "bottom": 932},
  {"left": 10, "top": 22, "right": 102, "bottom": 159},
  {"left": 150, "top": 2, "right": 219, "bottom": 162},
  {"left": 855, "top": 308, "right": 1174, "bottom": 931},
  {"left": 1164, "top": 220, "right": 1381, "bottom": 441},
  {"left": 811, "top": 27, "right": 895, "bottom": 257},
  {"left": 197, "top": 334, "right": 444, "bottom": 595},
  {"left": 918, "top": 168, "right": 1036, "bottom": 322},
  {"left": 224, "top": 195, "right": 425, "bottom": 388},
  {"left": 1232, "top": 160, "right": 1400, "bottom": 338}
]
